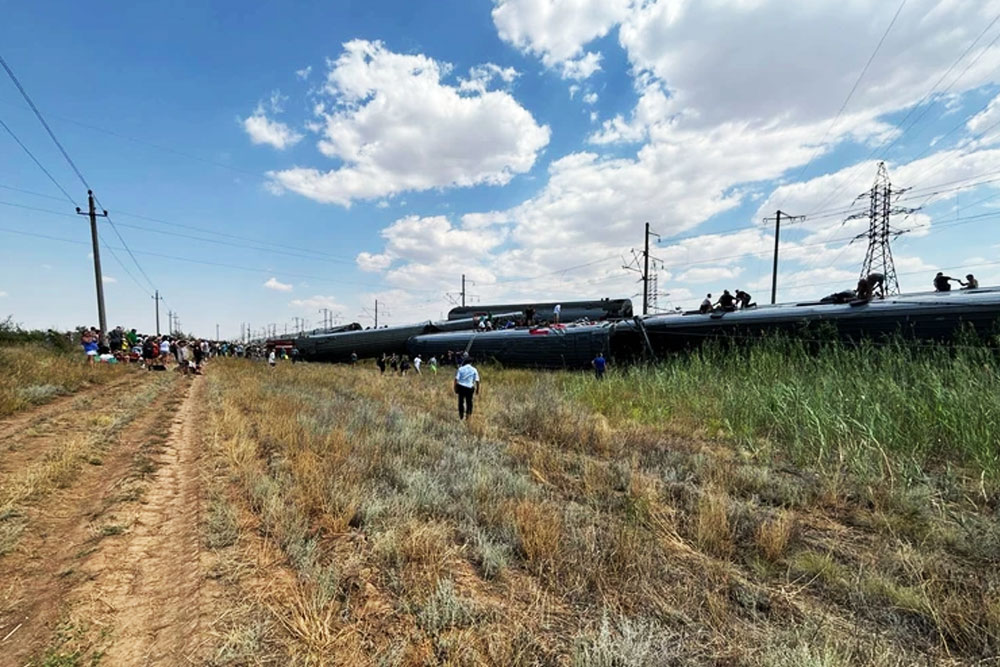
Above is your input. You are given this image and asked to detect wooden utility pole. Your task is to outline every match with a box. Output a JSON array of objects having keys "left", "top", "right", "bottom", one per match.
[
  {"left": 764, "top": 210, "right": 804, "bottom": 304},
  {"left": 374, "top": 299, "right": 379, "bottom": 328},
  {"left": 76, "top": 190, "right": 109, "bottom": 343},
  {"left": 152, "top": 290, "right": 162, "bottom": 335},
  {"left": 461, "top": 275, "right": 466, "bottom": 308}
]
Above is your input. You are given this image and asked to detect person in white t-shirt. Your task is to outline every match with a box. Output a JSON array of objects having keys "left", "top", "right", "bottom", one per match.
[
  {"left": 553, "top": 303, "right": 561, "bottom": 324},
  {"left": 454, "top": 357, "right": 481, "bottom": 420},
  {"left": 413, "top": 354, "right": 422, "bottom": 374}
]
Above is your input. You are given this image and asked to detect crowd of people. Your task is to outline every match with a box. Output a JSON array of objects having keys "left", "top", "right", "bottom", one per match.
[{"left": 79, "top": 325, "right": 264, "bottom": 373}]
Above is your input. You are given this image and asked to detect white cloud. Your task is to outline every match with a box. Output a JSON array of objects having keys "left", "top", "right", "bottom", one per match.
[
  {"left": 582, "top": 92, "right": 598, "bottom": 105},
  {"left": 264, "top": 277, "right": 293, "bottom": 292},
  {"left": 267, "top": 40, "right": 550, "bottom": 206},
  {"left": 243, "top": 112, "right": 303, "bottom": 150},
  {"left": 0, "top": 290, "right": 6, "bottom": 297},
  {"left": 290, "top": 295, "right": 346, "bottom": 311},
  {"left": 459, "top": 63, "right": 520, "bottom": 93},
  {"left": 561, "top": 51, "right": 603, "bottom": 80},
  {"left": 492, "top": 0, "right": 633, "bottom": 67},
  {"left": 353, "top": 1, "right": 1000, "bottom": 316},
  {"left": 102, "top": 275, "right": 117, "bottom": 284},
  {"left": 296, "top": 66, "right": 312, "bottom": 80}
]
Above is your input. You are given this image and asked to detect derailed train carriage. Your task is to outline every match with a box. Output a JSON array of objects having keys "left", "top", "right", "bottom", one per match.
[
  {"left": 447, "top": 298, "right": 632, "bottom": 323},
  {"left": 290, "top": 289, "right": 1000, "bottom": 368}
]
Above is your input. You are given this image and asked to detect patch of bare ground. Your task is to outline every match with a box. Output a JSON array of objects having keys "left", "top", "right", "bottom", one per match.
[
  {"left": 69, "top": 374, "right": 224, "bottom": 665},
  {"left": 0, "top": 370, "right": 178, "bottom": 663},
  {"left": 0, "top": 371, "right": 229, "bottom": 666}
]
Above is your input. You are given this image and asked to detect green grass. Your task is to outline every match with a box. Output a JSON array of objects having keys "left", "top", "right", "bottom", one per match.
[{"left": 568, "top": 336, "right": 1000, "bottom": 483}]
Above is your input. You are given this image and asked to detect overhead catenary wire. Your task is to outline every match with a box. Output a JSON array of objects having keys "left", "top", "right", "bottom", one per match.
[
  {"left": 772, "top": 0, "right": 908, "bottom": 214},
  {"left": 0, "top": 117, "right": 77, "bottom": 204},
  {"left": 0, "top": 52, "right": 157, "bottom": 292},
  {"left": 804, "top": 12, "right": 1000, "bottom": 217}
]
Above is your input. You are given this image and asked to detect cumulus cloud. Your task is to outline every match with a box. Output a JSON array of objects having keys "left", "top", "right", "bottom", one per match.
[
  {"left": 459, "top": 63, "right": 520, "bottom": 93},
  {"left": 264, "top": 277, "right": 293, "bottom": 292},
  {"left": 349, "top": 1, "right": 1000, "bottom": 314},
  {"left": 243, "top": 107, "right": 303, "bottom": 150},
  {"left": 267, "top": 40, "right": 550, "bottom": 206},
  {"left": 561, "top": 51, "right": 603, "bottom": 80},
  {"left": 492, "top": 0, "right": 632, "bottom": 67}
]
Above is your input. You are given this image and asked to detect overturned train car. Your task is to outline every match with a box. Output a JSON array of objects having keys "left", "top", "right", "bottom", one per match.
[
  {"left": 407, "top": 323, "right": 613, "bottom": 370},
  {"left": 447, "top": 298, "right": 632, "bottom": 323},
  {"left": 294, "top": 289, "right": 1000, "bottom": 368}
]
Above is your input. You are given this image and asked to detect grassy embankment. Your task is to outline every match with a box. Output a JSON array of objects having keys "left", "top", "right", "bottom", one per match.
[
  {"left": 201, "top": 339, "right": 999, "bottom": 665},
  {"left": 0, "top": 318, "right": 129, "bottom": 418}
]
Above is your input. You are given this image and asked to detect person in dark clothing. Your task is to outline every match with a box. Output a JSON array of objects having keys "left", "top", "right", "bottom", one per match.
[
  {"left": 290, "top": 348, "right": 300, "bottom": 364},
  {"left": 735, "top": 290, "right": 755, "bottom": 309},
  {"left": 400, "top": 355, "right": 411, "bottom": 376},
  {"left": 716, "top": 290, "right": 736, "bottom": 312},
  {"left": 376, "top": 354, "right": 386, "bottom": 374},
  {"left": 856, "top": 276, "right": 873, "bottom": 301},
  {"left": 390, "top": 354, "right": 399, "bottom": 372},
  {"left": 524, "top": 306, "right": 536, "bottom": 326},
  {"left": 141, "top": 337, "right": 157, "bottom": 366},
  {"left": 934, "top": 272, "right": 958, "bottom": 292},
  {"left": 866, "top": 272, "right": 885, "bottom": 298},
  {"left": 592, "top": 352, "right": 607, "bottom": 380}
]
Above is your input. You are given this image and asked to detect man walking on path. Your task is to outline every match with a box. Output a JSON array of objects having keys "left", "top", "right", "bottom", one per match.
[{"left": 454, "top": 357, "right": 480, "bottom": 420}]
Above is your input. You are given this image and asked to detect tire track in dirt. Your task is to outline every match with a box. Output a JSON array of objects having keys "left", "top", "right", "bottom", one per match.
[
  {"left": 0, "top": 373, "right": 149, "bottom": 478},
  {"left": 82, "top": 374, "right": 220, "bottom": 665},
  {"left": 0, "top": 372, "right": 181, "bottom": 664}
]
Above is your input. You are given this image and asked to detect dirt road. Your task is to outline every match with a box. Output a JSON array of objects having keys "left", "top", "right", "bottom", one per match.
[{"left": 0, "top": 371, "right": 219, "bottom": 665}]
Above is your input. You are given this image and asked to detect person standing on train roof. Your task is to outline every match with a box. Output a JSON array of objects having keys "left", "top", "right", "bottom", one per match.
[
  {"left": 553, "top": 303, "right": 561, "bottom": 324},
  {"left": 934, "top": 272, "right": 960, "bottom": 291},
  {"left": 962, "top": 274, "right": 979, "bottom": 289}
]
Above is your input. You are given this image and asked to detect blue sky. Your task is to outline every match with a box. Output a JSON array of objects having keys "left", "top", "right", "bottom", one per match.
[{"left": 2, "top": 0, "right": 1000, "bottom": 338}]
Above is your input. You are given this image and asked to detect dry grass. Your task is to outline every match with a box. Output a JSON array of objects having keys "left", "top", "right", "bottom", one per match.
[
  {"left": 0, "top": 344, "right": 129, "bottom": 418},
  {"left": 196, "top": 358, "right": 1000, "bottom": 665}
]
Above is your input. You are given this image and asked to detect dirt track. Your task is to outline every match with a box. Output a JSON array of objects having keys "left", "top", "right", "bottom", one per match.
[{"left": 0, "top": 371, "right": 218, "bottom": 665}]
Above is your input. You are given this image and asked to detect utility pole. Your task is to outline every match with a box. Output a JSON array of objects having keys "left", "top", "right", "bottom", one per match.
[
  {"left": 643, "top": 222, "right": 650, "bottom": 316},
  {"left": 152, "top": 290, "right": 162, "bottom": 335},
  {"left": 216, "top": 323, "right": 220, "bottom": 341},
  {"left": 461, "top": 274, "right": 466, "bottom": 308},
  {"left": 76, "top": 190, "right": 109, "bottom": 343},
  {"left": 167, "top": 310, "right": 173, "bottom": 335},
  {"left": 764, "top": 210, "right": 804, "bottom": 304},
  {"left": 318, "top": 308, "right": 331, "bottom": 330},
  {"left": 374, "top": 299, "right": 379, "bottom": 328}
]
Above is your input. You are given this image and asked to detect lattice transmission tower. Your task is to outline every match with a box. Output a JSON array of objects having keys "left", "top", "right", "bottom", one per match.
[{"left": 845, "top": 161, "right": 917, "bottom": 297}]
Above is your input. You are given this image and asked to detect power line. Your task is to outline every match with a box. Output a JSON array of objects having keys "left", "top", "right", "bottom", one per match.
[
  {"left": 0, "top": 54, "right": 90, "bottom": 190},
  {"left": 1, "top": 53, "right": 156, "bottom": 292},
  {"left": 805, "top": 12, "right": 1000, "bottom": 216},
  {"left": 774, "top": 0, "right": 908, "bottom": 212},
  {"left": 0, "top": 116, "right": 76, "bottom": 203}
]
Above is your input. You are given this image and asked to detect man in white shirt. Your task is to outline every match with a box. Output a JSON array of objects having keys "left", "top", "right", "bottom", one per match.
[
  {"left": 413, "top": 354, "right": 422, "bottom": 374},
  {"left": 553, "top": 303, "right": 561, "bottom": 324},
  {"left": 454, "top": 357, "right": 481, "bottom": 420}
]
